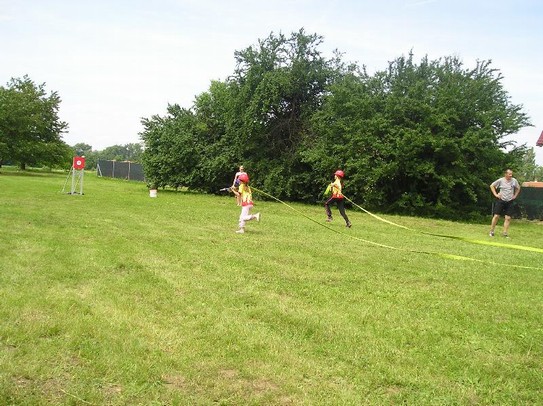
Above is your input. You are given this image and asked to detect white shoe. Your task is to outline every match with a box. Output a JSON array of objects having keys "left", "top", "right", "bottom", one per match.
[
  {"left": 236, "top": 228, "right": 245, "bottom": 234},
  {"left": 255, "top": 212, "right": 261, "bottom": 222}
]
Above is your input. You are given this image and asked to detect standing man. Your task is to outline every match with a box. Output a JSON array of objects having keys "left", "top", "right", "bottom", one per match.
[{"left": 489, "top": 169, "right": 521, "bottom": 238}]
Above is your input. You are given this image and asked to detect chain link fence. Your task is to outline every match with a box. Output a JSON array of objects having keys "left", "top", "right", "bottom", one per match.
[{"left": 96, "top": 160, "right": 145, "bottom": 182}]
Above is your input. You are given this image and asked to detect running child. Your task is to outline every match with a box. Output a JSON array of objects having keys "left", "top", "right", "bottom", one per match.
[
  {"left": 324, "top": 169, "right": 352, "bottom": 228},
  {"left": 233, "top": 173, "right": 260, "bottom": 234}
]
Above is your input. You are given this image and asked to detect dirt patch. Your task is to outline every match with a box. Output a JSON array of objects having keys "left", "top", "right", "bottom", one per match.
[
  {"left": 217, "top": 369, "right": 280, "bottom": 397},
  {"left": 103, "top": 383, "right": 123, "bottom": 397},
  {"left": 385, "top": 385, "right": 402, "bottom": 395},
  {"left": 13, "top": 375, "right": 33, "bottom": 389},
  {"left": 251, "top": 378, "right": 279, "bottom": 393},
  {"left": 219, "top": 369, "right": 239, "bottom": 379},
  {"left": 162, "top": 374, "right": 187, "bottom": 390}
]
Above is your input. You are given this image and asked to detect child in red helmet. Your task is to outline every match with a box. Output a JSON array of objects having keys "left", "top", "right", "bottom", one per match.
[
  {"left": 233, "top": 173, "right": 260, "bottom": 234},
  {"left": 324, "top": 170, "right": 352, "bottom": 228}
]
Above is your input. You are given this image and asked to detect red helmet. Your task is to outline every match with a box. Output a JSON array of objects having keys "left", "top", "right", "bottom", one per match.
[
  {"left": 238, "top": 173, "right": 249, "bottom": 183},
  {"left": 334, "top": 170, "right": 345, "bottom": 178}
]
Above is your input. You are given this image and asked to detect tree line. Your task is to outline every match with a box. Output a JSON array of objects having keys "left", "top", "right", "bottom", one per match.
[
  {"left": 1, "top": 29, "right": 541, "bottom": 218},
  {"left": 140, "top": 29, "right": 537, "bottom": 219}
]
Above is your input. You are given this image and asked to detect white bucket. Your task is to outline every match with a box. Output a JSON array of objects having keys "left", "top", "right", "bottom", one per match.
[{"left": 149, "top": 189, "right": 158, "bottom": 198}]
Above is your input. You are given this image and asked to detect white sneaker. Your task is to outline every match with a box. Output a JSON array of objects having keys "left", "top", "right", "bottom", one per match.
[
  {"left": 236, "top": 228, "right": 245, "bottom": 234},
  {"left": 255, "top": 212, "right": 261, "bottom": 222}
]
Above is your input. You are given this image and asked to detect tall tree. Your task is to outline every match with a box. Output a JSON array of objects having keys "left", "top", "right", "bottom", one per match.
[
  {"left": 227, "top": 29, "right": 342, "bottom": 199},
  {"left": 0, "top": 75, "right": 70, "bottom": 169},
  {"left": 308, "top": 53, "right": 531, "bottom": 217}
]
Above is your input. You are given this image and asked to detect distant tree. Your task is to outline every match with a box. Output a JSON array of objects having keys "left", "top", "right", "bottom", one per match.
[
  {"left": 124, "top": 143, "right": 143, "bottom": 161},
  {"left": 0, "top": 75, "right": 70, "bottom": 169},
  {"left": 513, "top": 147, "right": 543, "bottom": 182},
  {"left": 99, "top": 145, "right": 126, "bottom": 161},
  {"left": 98, "top": 143, "right": 143, "bottom": 162},
  {"left": 73, "top": 143, "right": 93, "bottom": 156}
]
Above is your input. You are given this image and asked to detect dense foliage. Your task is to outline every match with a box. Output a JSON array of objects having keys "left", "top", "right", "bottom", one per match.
[
  {"left": 140, "top": 29, "right": 532, "bottom": 218},
  {"left": 0, "top": 76, "right": 72, "bottom": 169},
  {"left": 307, "top": 54, "right": 531, "bottom": 217}
]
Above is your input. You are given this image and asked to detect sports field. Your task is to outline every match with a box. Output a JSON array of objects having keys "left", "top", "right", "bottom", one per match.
[{"left": 1, "top": 169, "right": 542, "bottom": 405}]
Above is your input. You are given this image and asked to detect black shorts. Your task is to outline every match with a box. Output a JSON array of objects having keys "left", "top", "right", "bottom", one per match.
[{"left": 493, "top": 200, "right": 515, "bottom": 217}]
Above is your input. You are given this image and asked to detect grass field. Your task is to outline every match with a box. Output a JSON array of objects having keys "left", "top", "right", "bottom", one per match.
[{"left": 1, "top": 168, "right": 542, "bottom": 405}]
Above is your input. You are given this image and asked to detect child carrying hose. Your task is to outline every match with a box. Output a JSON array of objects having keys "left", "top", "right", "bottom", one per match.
[
  {"left": 324, "top": 169, "right": 352, "bottom": 228},
  {"left": 233, "top": 173, "right": 260, "bottom": 234}
]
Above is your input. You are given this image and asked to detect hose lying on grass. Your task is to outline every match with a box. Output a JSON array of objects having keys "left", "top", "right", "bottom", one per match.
[{"left": 251, "top": 187, "right": 542, "bottom": 271}]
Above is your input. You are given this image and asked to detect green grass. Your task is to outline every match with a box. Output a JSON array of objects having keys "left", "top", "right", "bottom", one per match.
[{"left": 1, "top": 168, "right": 542, "bottom": 405}]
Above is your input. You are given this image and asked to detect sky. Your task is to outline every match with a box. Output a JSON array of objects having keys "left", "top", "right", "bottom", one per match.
[{"left": 1, "top": 0, "right": 542, "bottom": 165}]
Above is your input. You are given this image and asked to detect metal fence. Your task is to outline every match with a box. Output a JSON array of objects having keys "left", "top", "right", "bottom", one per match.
[{"left": 96, "top": 160, "right": 145, "bottom": 182}]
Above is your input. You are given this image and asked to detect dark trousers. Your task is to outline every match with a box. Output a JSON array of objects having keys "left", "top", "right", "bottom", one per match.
[{"left": 325, "top": 197, "right": 350, "bottom": 224}]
